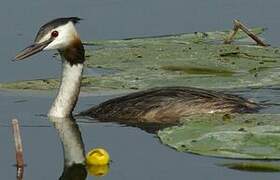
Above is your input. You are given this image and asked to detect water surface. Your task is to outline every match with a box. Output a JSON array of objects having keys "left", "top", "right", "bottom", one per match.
[{"left": 1, "top": 0, "right": 280, "bottom": 179}]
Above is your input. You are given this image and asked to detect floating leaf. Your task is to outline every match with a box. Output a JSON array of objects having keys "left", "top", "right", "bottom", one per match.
[
  {"left": 158, "top": 114, "right": 280, "bottom": 159},
  {"left": 3, "top": 28, "right": 280, "bottom": 92}
]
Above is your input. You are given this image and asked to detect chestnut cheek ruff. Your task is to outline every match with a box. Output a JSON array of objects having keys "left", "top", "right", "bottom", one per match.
[{"left": 59, "top": 38, "right": 85, "bottom": 66}]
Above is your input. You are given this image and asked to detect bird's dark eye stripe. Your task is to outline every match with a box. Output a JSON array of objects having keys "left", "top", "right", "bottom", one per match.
[{"left": 51, "top": 31, "right": 59, "bottom": 37}]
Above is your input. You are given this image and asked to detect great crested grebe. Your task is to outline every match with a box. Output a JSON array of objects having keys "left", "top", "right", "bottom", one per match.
[{"left": 15, "top": 17, "right": 260, "bottom": 123}]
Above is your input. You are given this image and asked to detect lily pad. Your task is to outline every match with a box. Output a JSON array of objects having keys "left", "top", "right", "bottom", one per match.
[
  {"left": 158, "top": 114, "right": 280, "bottom": 159},
  {"left": 3, "top": 27, "right": 280, "bottom": 92}
]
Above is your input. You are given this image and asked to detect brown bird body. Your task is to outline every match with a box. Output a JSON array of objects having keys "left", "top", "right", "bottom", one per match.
[{"left": 80, "top": 86, "right": 259, "bottom": 124}]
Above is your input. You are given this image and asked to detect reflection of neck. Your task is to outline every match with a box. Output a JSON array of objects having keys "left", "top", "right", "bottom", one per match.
[
  {"left": 48, "top": 59, "right": 84, "bottom": 118},
  {"left": 50, "top": 117, "right": 87, "bottom": 180},
  {"left": 50, "top": 117, "right": 85, "bottom": 166}
]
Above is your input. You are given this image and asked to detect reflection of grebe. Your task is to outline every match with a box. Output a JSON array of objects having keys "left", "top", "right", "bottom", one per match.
[
  {"left": 15, "top": 17, "right": 260, "bottom": 123},
  {"left": 50, "top": 116, "right": 87, "bottom": 180}
]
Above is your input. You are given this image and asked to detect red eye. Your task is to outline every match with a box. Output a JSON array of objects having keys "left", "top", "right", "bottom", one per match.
[{"left": 51, "top": 31, "right": 59, "bottom": 37}]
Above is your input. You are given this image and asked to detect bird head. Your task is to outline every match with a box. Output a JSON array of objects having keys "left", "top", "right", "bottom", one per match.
[{"left": 15, "top": 17, "right": 83, "bottom": 61}]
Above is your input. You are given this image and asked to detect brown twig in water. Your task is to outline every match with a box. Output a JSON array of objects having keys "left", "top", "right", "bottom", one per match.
[
  {"left": 12, "top": 119, "right": 24, "bottom": 180},
  {"left": 224, "top": 19, "right": 268, "bottom": 46},
  {"left": 224, "top": 20, "right": 239, "bottom": 44}
]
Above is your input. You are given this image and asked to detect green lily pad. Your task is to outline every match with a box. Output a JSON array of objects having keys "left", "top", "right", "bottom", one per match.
[
  {"left": 3, "top": 27, "right": 280, "bottom": 92},
  {"left": 158, "top": 114, "right": 280, "bottom": 159}
]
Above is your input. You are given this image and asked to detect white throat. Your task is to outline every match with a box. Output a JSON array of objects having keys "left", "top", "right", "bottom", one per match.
[{"left": 48, "top": 58, "right": 84, "bottom": 118}]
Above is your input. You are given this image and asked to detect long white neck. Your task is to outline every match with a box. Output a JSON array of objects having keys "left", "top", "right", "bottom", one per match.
[{"left": 48, "top": 59, "right": 84, "bottom": 118}]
